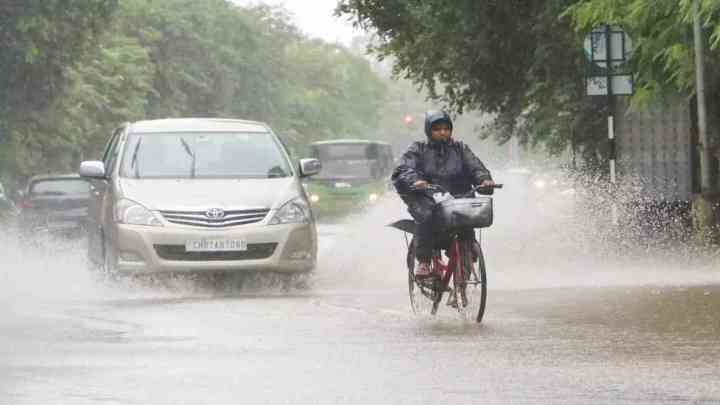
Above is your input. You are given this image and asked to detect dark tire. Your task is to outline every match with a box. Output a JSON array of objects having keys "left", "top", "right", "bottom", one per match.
[
  {"left": 407, "top": 238, "right": 438, "bottom": 316},
  {"left": 458, "top": 240, "right": 487, "bottom": 323}
]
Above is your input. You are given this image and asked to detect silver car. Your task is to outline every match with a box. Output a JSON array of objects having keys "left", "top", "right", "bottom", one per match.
[{"left": 79, "top": 118, "right": 321, "bottom": 276}]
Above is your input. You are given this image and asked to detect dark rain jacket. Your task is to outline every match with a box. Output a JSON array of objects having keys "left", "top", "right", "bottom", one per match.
[{"left": 392, "top": 138, "right": 492, "bottom": 197}]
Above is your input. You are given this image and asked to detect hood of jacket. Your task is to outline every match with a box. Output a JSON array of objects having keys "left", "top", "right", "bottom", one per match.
[{"left": 424, "top": 110, "right": 453, "bottom": 138}]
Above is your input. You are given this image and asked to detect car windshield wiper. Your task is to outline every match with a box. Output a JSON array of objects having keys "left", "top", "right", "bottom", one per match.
[
  {"left": 179, "top": 137, "right": 196, "bottom": 178},
  {"left": 130, "top": 137, "right": 143, "bottom": 179}
]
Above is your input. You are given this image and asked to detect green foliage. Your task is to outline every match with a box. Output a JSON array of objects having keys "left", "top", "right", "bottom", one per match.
[
  {"left": 0, "top": 0, "right": 117, "bottom": 123},
  {"left": 0, "top": 0, "right": 388, "bottom": 189},
  {"left": 283, "top": 40, "right": 386, "bottom": 144},
  {"left": 0, "top": 0, "right": 118, "bottom": 190},
  {"left": 109, "top": 0, "right": 386, "bottom": 154},
  {"left": 565, "top": 0, "right": 720, "bottom": 108},
  {"left": 337, "top": 0, "right": 720, "bottom": 168},
  {"left": 338, "top": 0, "right": 608, "bottom": 165}
]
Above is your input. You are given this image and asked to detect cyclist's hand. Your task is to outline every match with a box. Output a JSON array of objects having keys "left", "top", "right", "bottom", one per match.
[
  {"left": 413, "top": 180, "right": 429, "bottom": 190},
  {"left": 480, "top": 179, "right": 495, "bottom": 188}
]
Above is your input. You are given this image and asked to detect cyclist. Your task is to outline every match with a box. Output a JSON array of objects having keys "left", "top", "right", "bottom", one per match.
[{"left": 392, "top": 110, "right": 495, "bottom": 279}]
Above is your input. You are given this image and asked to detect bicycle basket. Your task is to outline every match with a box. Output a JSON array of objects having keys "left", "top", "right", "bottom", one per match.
[{"left": 433, "top": 197, "right": 493, "bottom": 230}]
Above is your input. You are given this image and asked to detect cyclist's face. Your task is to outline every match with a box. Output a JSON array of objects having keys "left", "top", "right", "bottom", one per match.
[{"left": 430, "top": 122, "right": 452, "bottom": 142}]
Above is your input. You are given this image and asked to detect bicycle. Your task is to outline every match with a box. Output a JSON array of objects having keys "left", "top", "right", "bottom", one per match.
[{"left": 389, "top": 183, "right": 502, "bottom": 323}]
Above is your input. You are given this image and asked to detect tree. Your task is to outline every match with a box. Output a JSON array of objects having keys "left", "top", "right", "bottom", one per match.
[
  {"left": 282, "top": 40, "right": 387, "bottom": 146},
  {"left": 0, "top": 0, "right": 390, "bottom": 186},
  {"left": 337, "top": 0, "right": 609, "bottom": 165},
  {"left": 0, "top": 1, "right": 117, "bottom": 125},
  {"left": 0, "top": 0, "right": 118, "bottom": 188},
  {"left": 565, "top": 0, "right": 720, "bottom": 105}
]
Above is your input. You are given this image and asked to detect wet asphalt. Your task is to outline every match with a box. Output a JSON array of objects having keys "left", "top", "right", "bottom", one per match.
[{"left": 1, "top": 186, "right": 719, "bottom": 404}]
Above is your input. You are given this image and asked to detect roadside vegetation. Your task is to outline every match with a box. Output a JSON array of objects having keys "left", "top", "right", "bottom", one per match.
[
  {"left": 0, "top": 0, "right": 387, "bottom": 192},
  {"left": 338, "top": 0, "right": 720, "bottom": 168}
]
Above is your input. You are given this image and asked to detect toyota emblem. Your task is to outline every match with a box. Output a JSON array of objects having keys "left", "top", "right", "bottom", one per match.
[{"left": 205, "top": 208, "right": 225, "bottom": 219}]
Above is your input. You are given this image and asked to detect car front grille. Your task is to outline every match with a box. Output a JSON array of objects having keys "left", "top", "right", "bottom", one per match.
[
  {"left": 159, "top": 209, "right": 270, "bottom": 228},
  {"left": 154, "top": 243, "right": 277, "bottom": 261}
]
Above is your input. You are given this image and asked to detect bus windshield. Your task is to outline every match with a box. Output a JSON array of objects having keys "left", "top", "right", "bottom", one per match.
[{"left": 309, "top": 141, "right": 393, "bottom": 181}]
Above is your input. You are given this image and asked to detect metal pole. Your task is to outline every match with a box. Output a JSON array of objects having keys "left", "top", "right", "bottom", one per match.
[
  {"left": 605, "top": 25, "right": 619, "bottom": 225},
  {"left": 608, "top": 117, "right": 616, "bottom": 184},
  {"left": 609, "top": 115, "right": 618, "bottom": 224},
  {"left": 694, "top": 0, "right": 712, "bottom": 192}
]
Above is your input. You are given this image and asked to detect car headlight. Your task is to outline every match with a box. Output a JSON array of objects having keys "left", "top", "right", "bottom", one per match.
[
  {"left": 114, "top": 199, "right": 163, "bottom": 226},
  {"left": 310, "top": 194, "right": 320, "bottom": 203},
  {"left": 268, "top": 197, "right": 310, "bottom": 225},
  {"left": 368, "top": 193, "right": 379, "bottom": 202}
]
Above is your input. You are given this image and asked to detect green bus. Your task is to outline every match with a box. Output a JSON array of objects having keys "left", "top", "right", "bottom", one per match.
[{"left": 304, "top": 140, "right": 394, "bottom": 218}]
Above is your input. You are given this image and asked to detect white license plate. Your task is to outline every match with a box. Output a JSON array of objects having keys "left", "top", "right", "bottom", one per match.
[{"left": 185, "top": 239, "right": 247, "bottom": 252}]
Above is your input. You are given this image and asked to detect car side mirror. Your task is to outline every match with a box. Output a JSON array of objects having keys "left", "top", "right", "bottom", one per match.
[
  {"left": 299, "top": 158, "right": 321, "bottom": 178},
  {"left": 79, "top": 161, "right": 107, "bottom": 179}
]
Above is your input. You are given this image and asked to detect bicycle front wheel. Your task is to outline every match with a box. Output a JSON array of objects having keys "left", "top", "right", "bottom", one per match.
[
  {"left": 407, "top": 239, "right": 438, "bottom": 316},
  {"left": 458, "top": 240, "right": 487, "bottom": 323}
]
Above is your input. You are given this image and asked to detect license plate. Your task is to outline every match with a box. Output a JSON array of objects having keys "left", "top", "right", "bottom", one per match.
[{"left": 185, "top": 239, "right": 247, "bottom": 252}]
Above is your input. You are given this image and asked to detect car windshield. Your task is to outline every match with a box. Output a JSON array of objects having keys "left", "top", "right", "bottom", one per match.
[
  {"left": 31, "top": 179, "right": 89, "bottom": 196},
  {"left": 119, "top": 132, "right": 292, "bottom": 179}
]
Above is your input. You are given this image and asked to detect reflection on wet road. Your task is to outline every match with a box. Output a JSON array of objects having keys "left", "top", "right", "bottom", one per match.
[{"left": 1, "top": 190, "right": 719, "bottom": 404}]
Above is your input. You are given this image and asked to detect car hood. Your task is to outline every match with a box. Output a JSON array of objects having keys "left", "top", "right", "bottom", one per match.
[{"left": 118, "top": 178, "right": 299, "bottom": 211}]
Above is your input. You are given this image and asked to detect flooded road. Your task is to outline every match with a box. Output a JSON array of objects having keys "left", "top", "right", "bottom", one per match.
[{"left": 1, "top": 186, "right": 719, "bottom": 404}]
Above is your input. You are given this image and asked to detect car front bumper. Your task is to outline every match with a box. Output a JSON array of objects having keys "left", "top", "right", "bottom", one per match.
[{"left": 107, "top": 222, "right": 317, "bottom": 275}]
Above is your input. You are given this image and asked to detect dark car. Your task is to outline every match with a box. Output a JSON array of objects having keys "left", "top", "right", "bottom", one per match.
[{"left": 18, "top": 174, "right": 91, "bottom": 238}]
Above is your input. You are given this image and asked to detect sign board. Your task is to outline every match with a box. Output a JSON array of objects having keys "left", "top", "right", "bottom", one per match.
[
  {"left": 584, "top": 25, "right": 633, "bottom": 70},
  {"left": 584, "top": 25, "right": 634, "bottom": 96},
  {"left": 587, "top": 75, "right": 634, "bottom": 96}
]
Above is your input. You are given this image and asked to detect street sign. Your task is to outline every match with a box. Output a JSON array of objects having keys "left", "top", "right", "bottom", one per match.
[
  {"left": 586, "top": 75, "right": 634, "bottom": 96},
  {"left": 584, "top": 25, "right": 634, "bottom": 96},
  {"left": 584, "top": 25, "right": 633, "bottom": 70}
]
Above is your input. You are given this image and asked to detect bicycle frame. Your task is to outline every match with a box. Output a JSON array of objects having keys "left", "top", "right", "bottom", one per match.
[
  {"left": 431, "top": 234, "right": 477, "bottom": 311},
  {"left": 433, "top": 238, "right": 461, "bottom": 290}
]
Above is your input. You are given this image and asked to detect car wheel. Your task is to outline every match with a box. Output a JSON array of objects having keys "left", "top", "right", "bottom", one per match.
[{"left": 99, "top": 237, "right": 119, "bottom": 281}]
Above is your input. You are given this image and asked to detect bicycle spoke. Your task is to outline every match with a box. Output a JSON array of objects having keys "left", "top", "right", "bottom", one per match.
[
  {"left": 453, "top": 243, "right": 488, "bottom": 322},
  {"left": 409, "top": 260, "right": 442, "bottom": 316}
]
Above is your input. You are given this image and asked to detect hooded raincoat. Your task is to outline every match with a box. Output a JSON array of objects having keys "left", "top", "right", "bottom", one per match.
[{"left": 392, "top": 111, "right": 493, "bottom": 260}]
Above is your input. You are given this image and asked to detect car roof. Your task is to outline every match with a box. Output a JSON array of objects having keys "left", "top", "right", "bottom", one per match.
[
  {"left": 310, "top": 139, "right": 391, "bottom": 146},
  {"left": 127, "top": 118, "right": 270, "bottom": 134},
  {"left": 29, "top": 174, "right": 84, "bottom": 182}
]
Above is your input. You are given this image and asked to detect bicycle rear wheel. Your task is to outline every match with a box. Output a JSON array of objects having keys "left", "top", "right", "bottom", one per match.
[
  {"left": 407, "top": 239, "right": 438, "bottom": 316},
  {"left": 457, "top": 240, "right": 487, "bottom": 323}
]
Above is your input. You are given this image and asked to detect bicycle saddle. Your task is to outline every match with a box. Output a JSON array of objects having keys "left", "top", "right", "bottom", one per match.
[{"left": 388, "top": 219, "right": 416, "bottom": 234}]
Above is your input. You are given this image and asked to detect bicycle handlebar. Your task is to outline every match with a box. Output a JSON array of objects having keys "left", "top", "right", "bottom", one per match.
[{"left": 411, "top": 183, "right": 503, "bottom": 197}]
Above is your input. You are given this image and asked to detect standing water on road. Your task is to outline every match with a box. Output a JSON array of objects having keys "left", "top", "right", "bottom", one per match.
[{"left": 2, "top": 170, "right": 719, "bottom": 404}]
